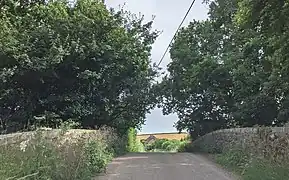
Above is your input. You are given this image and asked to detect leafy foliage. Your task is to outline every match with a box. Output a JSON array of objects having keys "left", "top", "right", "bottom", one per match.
[
  {"left": 0, "top": 0, "right": 159, "bottom": 134},
  {"left": 126, "top": 127, "right": 144, "bottom": 152},
  {"left": 144, "top": 138, "right": 186, "bottom": 152},
  {"left": 157, "top": 0, "right": 289, "bottom": 138}
]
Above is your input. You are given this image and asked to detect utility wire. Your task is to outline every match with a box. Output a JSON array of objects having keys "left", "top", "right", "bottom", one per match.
[{"left": 156, "top": 0, "right": 196, "bottom": 67}]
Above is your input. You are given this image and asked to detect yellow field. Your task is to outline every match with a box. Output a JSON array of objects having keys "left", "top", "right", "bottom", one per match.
[{"left": 136, "top": 132, "right": 189, "bottom": 141}]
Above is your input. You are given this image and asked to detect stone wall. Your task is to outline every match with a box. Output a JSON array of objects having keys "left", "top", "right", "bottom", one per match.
[
  {"left": 0, "top": 129, "right": 98, "bottom": 146},
  {"left": 192, "top": 127, "right": 289, "bottom": 153}
]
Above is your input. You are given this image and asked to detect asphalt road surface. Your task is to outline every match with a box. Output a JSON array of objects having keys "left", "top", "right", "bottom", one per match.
[{"left": 96, "top": 152, "right": 238, "bottom": 180}]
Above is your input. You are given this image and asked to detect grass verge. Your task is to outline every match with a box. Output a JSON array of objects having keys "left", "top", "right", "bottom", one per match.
[{"left": 215, "top": 149, "right": 289, "bottom": 180}]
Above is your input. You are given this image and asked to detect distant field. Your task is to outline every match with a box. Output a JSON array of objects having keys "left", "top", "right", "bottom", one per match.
[{"left": 137, "top": 132, "right": 189, "bottom": 141}]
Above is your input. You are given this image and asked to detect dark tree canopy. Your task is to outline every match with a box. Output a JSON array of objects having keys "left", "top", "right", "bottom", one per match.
[
  {"left": 157, "top": 0, "right": 289, "bottom": 138},
  {"left": 0, "top": 0, "right": 159, "bottom": 134},
  {"left": 2, "top": 0, "right": 289, "bottom": 138}
]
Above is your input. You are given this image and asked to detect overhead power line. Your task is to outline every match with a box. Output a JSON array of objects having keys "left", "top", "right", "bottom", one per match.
[{"left": 156, "top": 0, "right": 196, "bottom": 67}]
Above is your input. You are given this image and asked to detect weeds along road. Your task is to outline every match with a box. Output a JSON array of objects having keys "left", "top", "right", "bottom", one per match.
[{"left": 96, "top": 152, "right": 238, "bottom": 180}]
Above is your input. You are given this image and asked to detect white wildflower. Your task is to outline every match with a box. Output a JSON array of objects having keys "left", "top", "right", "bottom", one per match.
[
  {"left": 20, "top": 140, "right": 29, "bottom": 152},
  {"left": 38, "top": 127, "right": 53, "bottom": 131}
]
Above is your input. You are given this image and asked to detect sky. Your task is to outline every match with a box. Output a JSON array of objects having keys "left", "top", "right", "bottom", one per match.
[{"left": 105, "top": 0, "right": 208, "bottom": 134}]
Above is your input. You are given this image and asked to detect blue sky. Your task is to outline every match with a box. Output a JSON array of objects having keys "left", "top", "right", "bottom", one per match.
[{"left": 106, "top": 0, "right": 208, "bottom": 134}]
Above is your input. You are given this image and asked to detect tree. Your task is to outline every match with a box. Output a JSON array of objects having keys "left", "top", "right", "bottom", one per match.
[
  {"left": 158, "top": 0, "right": 289, "bottom": 137},
  {"left": 158, "top": 20, "right": 235, "bottom": 138},
  {"left": 0, "top": 0, "right": 159, "bottom": 134},
  {"left": 235, "top": 0, "right": 289, "bottom": 125}
]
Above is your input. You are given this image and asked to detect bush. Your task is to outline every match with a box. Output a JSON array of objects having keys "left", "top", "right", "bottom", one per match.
[
  {"left": 177, "top": 141, "right": 194, "bottom": 152},
  {"left": 144, "top": 139, "right": 185, "bottom": 152},
  {"left": 154, "top": 139, "right": 168, "bottom": 149},
  {"left": 126, "top": 127, "right": 144, "bottom": 152},
  {"left": 161, "top": 140, "right": 173, "bottom": 150},
  {"left": 84, "top": 141, "right": 112, "bottom": 174},
  {"left": 126, "top": 128, "right": 137, "bottom": 152},
  {"left": 134, "top": 139, "right": 145, "bottom": 152},
  {"left": 0, "top": 127, "right": 125, "bottom": 180}
]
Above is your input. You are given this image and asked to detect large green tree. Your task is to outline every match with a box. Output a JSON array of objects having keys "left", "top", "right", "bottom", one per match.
[
  {"left": 158, "top": 0, "right": 289, "bottom": 138},
  {"left": 158, "top": 19, "right": 235, "bottom": 138},
  {"left": 235, "top": 0, "right": 289, "bottom": 125},
  {"left": 0, "top": 0, "right": 159, "bottom": 134}
]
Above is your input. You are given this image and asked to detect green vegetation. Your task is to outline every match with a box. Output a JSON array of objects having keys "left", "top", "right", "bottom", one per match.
[
  {"left": 0, "top": 0, "right": 159, "bottom": 134},
  {"left": 2, "top": 0, "right": 289, "bottom": 178},
  {"left": 185, "top": 126, "right": 289, "bottom": 180},
  {"left": 0, "top": 122, "right": 143, "bottom": 179},
  {"left": 144, "top": 138, "right": 189, "bottom": 152},
  {"left": 0, "top": 126, "right": 127, "bottom": 180},
  {"left": 216, "top": 149, "right": 289, "bottom": 180},
  {"left": 176, "top": 141, "right": 194, "bottom": 152},
  {"left": 0, "top": 0, "right": 158, "bottom": 178},
  {"left": 127, "top": 127, "right": 145, "bottom": 152},
  {"left": 156, "top": 0, "right": 289, "bottom": 138},
  {"left": 154, "top": 0, "right": 289, "bottom": 178}
]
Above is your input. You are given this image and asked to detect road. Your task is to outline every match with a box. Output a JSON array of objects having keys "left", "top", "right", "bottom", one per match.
[{"left": 96, "top": 152, "right": 238, "bottom": 180}]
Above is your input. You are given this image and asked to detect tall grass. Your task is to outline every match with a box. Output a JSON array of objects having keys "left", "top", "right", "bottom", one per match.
[{"left": 0, "top": 126, "right": 127, "bottom": 180}]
